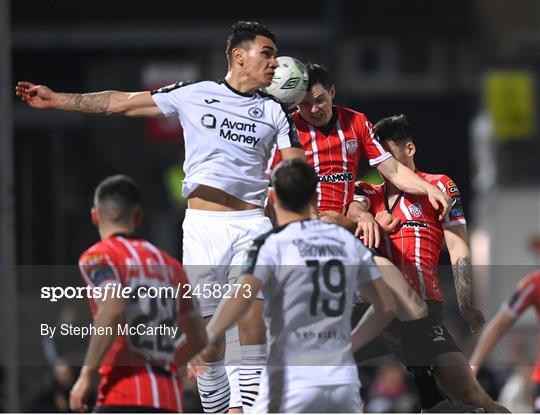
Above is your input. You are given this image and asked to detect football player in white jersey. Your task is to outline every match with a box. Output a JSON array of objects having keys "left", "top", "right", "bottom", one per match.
[
  {"left": 16, "top": 21, "right": 305, "bottom": 413},
  {"left": 193, "top": 159, "right": 397, "bottom": 412}
]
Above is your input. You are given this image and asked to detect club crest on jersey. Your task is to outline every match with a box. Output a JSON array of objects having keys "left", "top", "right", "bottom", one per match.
[
  {"left": 248, "top": 107, "right": 264, "bottom": 119},
  {"left": 345, "top": 139, "right": 358, "bottom": 155},
  {"left": 408, "top": 203, "right": 422, "bottom": 218}
]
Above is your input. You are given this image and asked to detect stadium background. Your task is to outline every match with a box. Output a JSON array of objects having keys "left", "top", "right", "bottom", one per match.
[{"left": 0, "top": 0, "right": 539, "bottom": 411}]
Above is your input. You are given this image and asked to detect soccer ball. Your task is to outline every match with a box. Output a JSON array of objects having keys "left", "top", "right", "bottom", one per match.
[{"left": 262, "top": 56, "right": 309, "bottom": 108}]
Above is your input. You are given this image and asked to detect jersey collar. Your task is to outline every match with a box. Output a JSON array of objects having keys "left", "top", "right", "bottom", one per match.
[
  {"left": 221, "top": 79, "right": 254, "bottom": 98},
  {"left": 110, "top": 232, "right": 137, "bottom": 239}
]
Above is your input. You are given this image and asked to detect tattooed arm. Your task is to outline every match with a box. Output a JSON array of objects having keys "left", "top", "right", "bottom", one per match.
[
  {"left": 444, "top": 224, "right": 486, "bottom": 333},
  {"left": 15, "top": 81, "right": 162, "bottom": 117}
]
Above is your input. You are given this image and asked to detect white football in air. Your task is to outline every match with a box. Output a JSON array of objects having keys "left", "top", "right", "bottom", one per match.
[{"left": 262, "top": 56, "right": 309, "bottom": 108}]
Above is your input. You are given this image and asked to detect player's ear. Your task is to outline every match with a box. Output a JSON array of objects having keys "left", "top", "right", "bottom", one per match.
[
  {"left": 91, "top": 207, "right": 99, "bottom": 226},
  {"left": 134, "top": 208, "right": 143, "bottom": 227},
  {"left": 233, "top": 48, "right": 245, "bottom": 66},
  {"left": 329, "top": 85, "right": 336, "bottom": 100},
  {"left": 407, "top": 142, "right": 416, "bottom": 157}
]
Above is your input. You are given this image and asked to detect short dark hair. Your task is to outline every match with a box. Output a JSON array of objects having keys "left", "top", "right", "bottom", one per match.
[
  {"left": 94, "top": 175, "right": 141, "bottom": 224},
  {"left": 271, "top": 159, "right": 318, "bottom": 213},
  {"left": 373, "top": 114, "right": 413, "bottom": 145},
  {"left": 226, "top": 21, "right": 276, "bottom": 63},
  {"left": 306, "top": 63, "right": 333, "bottom": 91}
]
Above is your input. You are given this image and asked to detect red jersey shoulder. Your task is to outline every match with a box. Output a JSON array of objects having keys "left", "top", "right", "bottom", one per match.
[
  {"left": 291, "top": 111, "right": 309, "bottom": 131},
  {"left": 79, "top": 243, "right": 119, "bottom": 287},
  {"left": 518, "top": 270, "right": 540, "bottom": 293},
  {"left": 506, "top": 270, "right": 540, "bottom": 316},
  {"left": 419, "top": 172, "right": 460, "bottom": 197}
]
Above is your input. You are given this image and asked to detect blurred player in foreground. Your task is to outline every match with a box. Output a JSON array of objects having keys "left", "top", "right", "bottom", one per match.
[
  {"left": 16, "top": 20, "right": 305, "bottom": 413},
  {"left": 70, "top": 175, "right": 206, "bottom": 413},
  {"left": 349, "top": 115, "right": 508, "bottom": 412},
  {"left": 471, "top": 269, "right": 540, "bottom": 412},
  {"left": 192, "top": 159, "right": 397, "bottom": 412}
]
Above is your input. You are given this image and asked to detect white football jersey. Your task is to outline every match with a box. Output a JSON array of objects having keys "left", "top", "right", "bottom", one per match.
[
  {"left": 151, "top": 80, "right": 301, "bottom": 206},
  {"left": 243, "top": 219, "right": 381, "bottom": 388}
]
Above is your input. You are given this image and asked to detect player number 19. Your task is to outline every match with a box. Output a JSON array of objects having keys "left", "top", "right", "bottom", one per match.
[{"left": 306, "top": 259, "right": 346, "bottom": 317}]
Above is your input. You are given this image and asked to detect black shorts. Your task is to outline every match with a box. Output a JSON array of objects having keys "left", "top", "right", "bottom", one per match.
[
  {"left": 352, "top": 300, "right": 461, "bottom": 364},
  {"left": 94, "top": 405, "right": 174, "bottom": 413},
  {"left": 534, "top": 382, "right": 540, "bottom": 413}
]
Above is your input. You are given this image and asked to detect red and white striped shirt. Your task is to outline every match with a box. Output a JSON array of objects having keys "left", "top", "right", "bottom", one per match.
[
  {"left": 354, "top": 172, "right": 466, "bottom": 302},
  {"left": 79, "top": 235, "right": 194, "bottom": 411},
  {"left": 271, "top": 105, "right": 391, "bottom": 213},
  {"left": 503, "top": 270, "right": 540, "bottom": 382}
]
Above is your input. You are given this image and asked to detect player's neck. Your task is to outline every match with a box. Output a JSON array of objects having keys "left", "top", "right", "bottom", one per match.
[
  {"left": 99, "top": 224, "right": 135, "bottom": 241},
  {"left": 276, "top": 209, "right": 311, "bottom": 227},
  {"left": 224, "top": 72, "right": 258, "bottom": 95}
]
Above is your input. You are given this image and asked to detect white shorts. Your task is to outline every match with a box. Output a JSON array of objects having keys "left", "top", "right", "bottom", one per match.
[
  {"left": 251, "top": 380, "right": 362, "bottom": 413},
  {"left": 182, "top": 208, "right": 271, "bottom": 317}
]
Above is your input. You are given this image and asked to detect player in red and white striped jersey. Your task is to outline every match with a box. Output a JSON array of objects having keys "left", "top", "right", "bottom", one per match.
[
  {"left": 270, "top": 63, "right": 451, "bottom": 222},
  {"left": 350, "top": 115, "right": 509, "bottom": 412},
  {"left": 354, "top": 171, "right": 465, "bottom": 302},
  {"left": 471, "top": 270, "right": 540, "bottom": 412},
  {"left": 69, "top": 175, "right": 206, "bottom": 413}
]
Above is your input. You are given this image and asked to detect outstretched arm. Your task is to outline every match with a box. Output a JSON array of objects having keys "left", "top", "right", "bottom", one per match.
[
  {"left": 15, "top": 81, "right": 163, "bottom": 117},
  {"left": 376, "top": 157, "right": 450, "bottom": 219},
  {"left": 444, "top": 224, "right": 486, "bottom": 334},
  {"left": 470, "top": 309, "right": 514, "bottom": 374}
]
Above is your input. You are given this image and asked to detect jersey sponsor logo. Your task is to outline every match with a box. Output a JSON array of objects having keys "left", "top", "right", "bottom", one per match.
[
  {"left": 292, "top": 239, "right": 347, "bottom": 257},
  {"left": 248, "top": 106, "right": 264, "bottom": 119},
  {"left": 447, "top": 181, "right": 459, "bottom": 194},
  {"left": 408, "top": 203, "right": 423, "bottom": 218},
  {"left": 219, "top": 118, "right": 261, "bottom": 147},
  {"left": 401, "top": 220, "right": 428, "bottom": 229},
  {"left": 319, "top": 172, "right": 354, "bottom": 183},
  {"left": 345, "top": 139, "right": 358, "bottom": 155},
  {"left": 201, "top": 114, "right": 217, "bottom": 129},
  {"left": 304, "top": 150, "right": 313, "bottom": 156},
  {"left": 204, "top": 98, "right": 220, "bottom": 104}
]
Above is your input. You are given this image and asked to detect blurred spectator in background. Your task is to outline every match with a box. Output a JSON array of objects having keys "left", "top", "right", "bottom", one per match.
[{"left": 365, "top": 362, "right": 417, "bottom": 413}]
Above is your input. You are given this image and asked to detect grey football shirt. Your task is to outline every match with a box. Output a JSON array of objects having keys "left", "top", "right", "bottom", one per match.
[
  {"left": 151, "top": 80, "right": 300, "bottom": 206},
  {"left": 244, "top": 219, "right": 381, "bottom": 388}
]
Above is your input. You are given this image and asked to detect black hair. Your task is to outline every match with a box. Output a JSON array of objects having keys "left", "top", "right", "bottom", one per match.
[
  {"left": 373, "top": 114, "right": 414, "bottom": 145},
  {"left": 305, "top": 62, "right": 333, "bottom": 91},
  {"left": 271, "top": 159, "right": 318, "bottom": 213},
  {"left": 94, "top": 175, "right": 141, "bottom": 223},
  {"left": 225, "top": 21, "right": 276, "bottom": 63}
]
